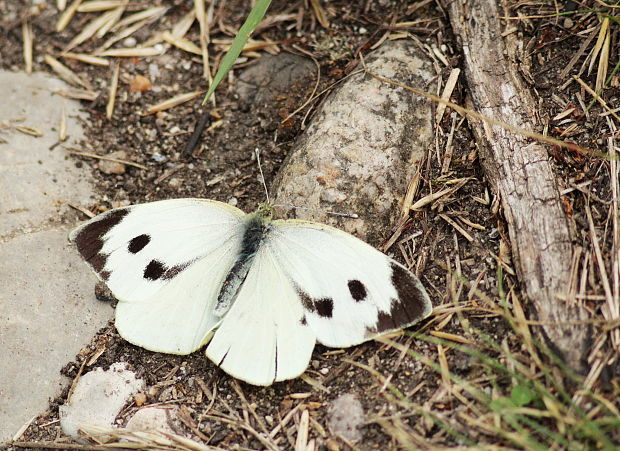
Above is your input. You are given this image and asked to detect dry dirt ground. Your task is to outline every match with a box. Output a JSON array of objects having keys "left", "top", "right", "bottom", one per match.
[{"left": 1, "top": 0, "right": 619, "bottom": 449}]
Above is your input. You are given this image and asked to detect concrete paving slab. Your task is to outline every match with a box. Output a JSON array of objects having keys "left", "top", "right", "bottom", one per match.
[{"left": 0, "top": 71, "right": 113, "bottom": 443}]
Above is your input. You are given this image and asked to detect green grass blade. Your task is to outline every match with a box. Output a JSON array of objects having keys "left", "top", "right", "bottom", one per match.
[{"left": 202, "top": 0, "right": 272, "bottom": 104}]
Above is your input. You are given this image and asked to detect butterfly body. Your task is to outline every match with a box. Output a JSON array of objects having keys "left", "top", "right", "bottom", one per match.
[
  {"left": 215, "top": 206, "right": 271, "bottom": 316},
  {"left": 70, "top": 199, "right": 431, "bottom": 385}
]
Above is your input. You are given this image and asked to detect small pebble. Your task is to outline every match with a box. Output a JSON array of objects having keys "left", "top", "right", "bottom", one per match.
[
  {"left": 98, "top": 150, "right": 127, "bottom": 175},
  {"left": 328, "top": 394, "right": 364, "bottom": 443},
  {"left": 123, "top": 37, "right": 137, "bottom": 47}
]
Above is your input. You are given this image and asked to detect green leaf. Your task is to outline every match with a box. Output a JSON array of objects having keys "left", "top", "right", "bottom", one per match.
[
  {"left": 202, "top": 0, "right": 272, "bottom": 104},
  {"left": 510, "top": 384, "right": 534, "bottom": 407},
  {"left": 489, "top": 397, "right": 515, "bottom": 411}
]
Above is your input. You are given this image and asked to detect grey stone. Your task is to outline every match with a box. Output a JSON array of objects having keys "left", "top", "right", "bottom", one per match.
[
  {"left": 59, "top": 363, "right": 145, "bottom": 438},
  {"left": 236, "top": 52, "right": 315, "bottom": 107},
  {"left": 126, "top": 406, "right": 181, "bottom": 434},
  {"left": 328, "top": 394, "right": 364, "bottom": 442},
  {"left": 98, "top": 150, "right": 128, "bottom": 175},
  {"left": 0, "top": 71, "right": 113, "bottom": 443},
  {"left": 272, "top": 40, "right": 434, "bottom": 244}
]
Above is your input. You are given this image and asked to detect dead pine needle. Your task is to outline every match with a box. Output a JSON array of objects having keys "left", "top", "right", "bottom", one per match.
[
  {"left": 22, "top": 19, "right": 33, "bottom": 74},
  {"left": 67, "top": 149, "right": 147, "bottom": 170},
  {"left": 106, "top": 61, "right": 120, "bottom": 119}
]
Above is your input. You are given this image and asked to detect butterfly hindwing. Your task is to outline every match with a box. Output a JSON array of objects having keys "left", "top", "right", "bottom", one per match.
[
  {"left": 70, "top": 199, "right": 247, "bottom": 354},
  {"left": 266, "top": 220, "right": 432, "bottom": 348},
  {"left": 206, "top": 244, "right": 316, "bottom": 385}
]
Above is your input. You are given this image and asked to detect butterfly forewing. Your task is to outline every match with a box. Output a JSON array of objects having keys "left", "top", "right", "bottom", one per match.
[
  {"left": 70, "top": 199, "right": 246, "bottom": 303},
  {"left": 266, "top": 220, "right": 432, "bottom": 348},
  {"left": 70, "top": 199, "right": 248, "bottom": 355}
]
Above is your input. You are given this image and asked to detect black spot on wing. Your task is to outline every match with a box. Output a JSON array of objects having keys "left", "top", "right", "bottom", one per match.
[
  {"left": 297, "top": 288, "right": 334, "bottom": 318},
  {"left": 298, "top": 289, "right": 316, "bottom": 313},
  {"left": 72, "top": 208, "right": 130, "bottom": 273},
  {"left": 143, "top": 259, "right": 194, "bottom": 281},
  {"left": 144, "top": 259, "right": 166, "bottom": 280},
  {"left": 315, "top": 298, "right": 334, "bottom": 318},
  {"left": 348, "top": 280, "right": 367, "bottom": 301},
  {"left": 300, "top": 316, "right": 307, "bottom": 326},
  {"left": 371, "top": 263, "right": 429, "bottom": 334},
  {"left": 163, "top": 261, "right": 192, "bottom": 280},
  {"left": 128, "top": 234, "right": 150, "bottom": 253}
]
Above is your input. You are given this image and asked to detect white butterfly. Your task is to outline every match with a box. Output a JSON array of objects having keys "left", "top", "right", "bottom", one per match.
[{"left": 70, "top": 199, "right": 432, "bottom": 386}]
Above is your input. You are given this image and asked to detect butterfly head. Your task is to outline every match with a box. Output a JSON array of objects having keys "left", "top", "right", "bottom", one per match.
[{"left": 255, "top": 202, "right": 275, "bottom": 221}]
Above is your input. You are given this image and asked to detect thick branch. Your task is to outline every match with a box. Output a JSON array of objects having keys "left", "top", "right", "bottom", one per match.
[{"left": 447, "top": 0, "right": 589, "bottom": 369}]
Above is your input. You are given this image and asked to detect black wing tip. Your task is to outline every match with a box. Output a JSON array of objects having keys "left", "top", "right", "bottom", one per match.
[{"left": 367, "top": 263, "right": 432, "bottom": 336}]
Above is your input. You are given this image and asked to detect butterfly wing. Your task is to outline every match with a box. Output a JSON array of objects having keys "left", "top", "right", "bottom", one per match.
[
  {"left": 205, "top": 218, "right": 431, "bottom": 385},
  {"left": 266, "top": 220, "right": 432, "bottom": 348},
  {"left": 205, "top": 245, "right": 315, "bottom": 386},
  {"left": 70, "top": 199, "right": 246, "bottom": 354}
]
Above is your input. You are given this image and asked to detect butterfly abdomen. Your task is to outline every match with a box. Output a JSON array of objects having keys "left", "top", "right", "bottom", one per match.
[{"left": 214, "top": 212, "right": 271, "bottom": 316}]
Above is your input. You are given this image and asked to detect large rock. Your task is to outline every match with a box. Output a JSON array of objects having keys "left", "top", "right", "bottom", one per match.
[{"left": 272, "top": 40, "right": 434, "bottom": 243}]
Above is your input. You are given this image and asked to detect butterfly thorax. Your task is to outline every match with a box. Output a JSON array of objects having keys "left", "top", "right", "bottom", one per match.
[{"left": 213, "top": 206, "right": 273, "bottom": 316}]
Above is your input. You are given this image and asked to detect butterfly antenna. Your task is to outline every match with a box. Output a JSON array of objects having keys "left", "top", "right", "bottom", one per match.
[
  {"left": 273, "top": 203, "right": 359, "bottom": 219},
  {"left": 255, "top": 148, "right": 270, "bottom": 204}
]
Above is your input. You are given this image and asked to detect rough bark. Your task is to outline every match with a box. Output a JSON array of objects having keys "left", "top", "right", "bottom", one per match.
[{"left": 447, "top": 0, "right": 589, "bottom": 370}]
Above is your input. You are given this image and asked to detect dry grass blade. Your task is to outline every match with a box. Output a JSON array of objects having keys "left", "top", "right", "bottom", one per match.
[
  {"left": 12, "top": 415, "right": 36, "bottom": 442},
  {"left": 608, "top": 131, "right": 620, "bottom": 350},
  {"left": 310, "top": 0, "right": 330, "bottom": 28},
  {"left": 45, "top": 54, "right": 93, "bottom": 90},
  {"left": 59, "top": 104, "right": 67, "bottom": 142},
  {"left": 295, "top": 409, "right": 310, "bottom": 451},
  {"left": 437, "top": 68, "right": 460, "bottom": 122},
  {"left": 586, "top": 204, "right": 614, "bottom": 324},
  {"left": 67, "top": 149, "right": 147, "bottom": 170},
  {"left": 77, "top": 0, "right": 127, "bottom": 12},
  {"left": 595, "top": 19, "right": 610, "bottom": 93},
  {"left": 410, "top": 177, "right": 472, "bottom": 210},
  {"left": 400, "top": 166, "right": 423, "bottom": 216},
  {"left": 57, "top": 0, "right": 67, "bottom": 10},
  {"left": 106, "top": 61, "right": 120, "bottom": 119},
  {"left": 54, "top": 87, "right": 98, "bottom": 101},
  {"left": 111, "top": 6, "right": 168, "bottom": 33},
  {"left": 78, "top": 423, "right": 214, "bottom": 450},
  {"left": 437, "top": 344, "right": 451, "bottom": 391},
  {"left": 439, "top": 214, "right": 474, "bottom": 242},
  {"left": 98, "top": 17, "right": 154, "bottom": 52},
  {"left": 145, "top": 91, "right": 204, "bottom": 115},
  {"left": 95, "top": 2, "right": 127, "bottom": 38},
  {"left": 162, "top": 31, "right": 201, "bottom": 55},
  {"left": 64, "top": 8, "right": 121, "bottom": 52},
  {"left": 194, "top": 0, "right": 212, "bottom": 81},
  {"left": 22, "top": 19, "right": 33, "bottom": 74},
  {"left": 429, "top": 330, "right": 474, "bottom": 345},
  {"left": 573, "top": 76, "right": 620, "bottom": 123},
  {"left": 56, "top": 0, "right": 83, "bottom": 32},
  {"left": 13, "top": 125, "right": 43, "bottom": 137},
  {"left": 588, "top": 17, "right": 609, "bottom": 74},
  {"left": 98, "top": 47, "right": 162, "bottom": 57},
  {"left": 61, "top": 52, "right": 109, "bottom": 66},
  {"left": 171, "top": 10, "right": 197, "bottom": 38}
]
